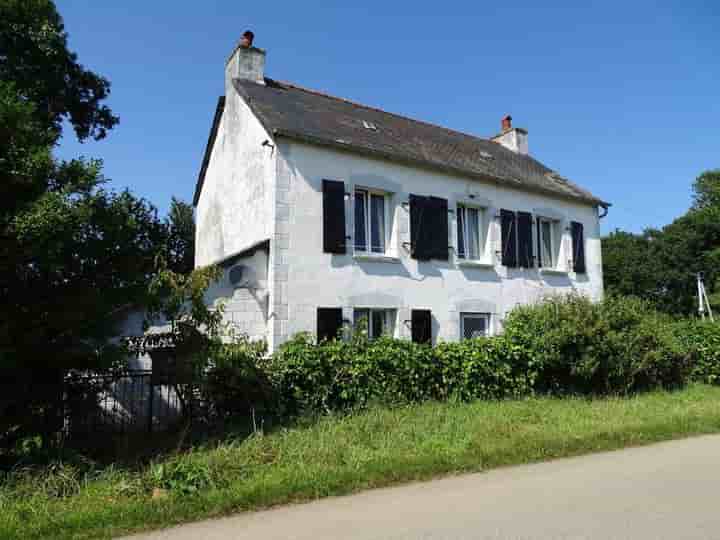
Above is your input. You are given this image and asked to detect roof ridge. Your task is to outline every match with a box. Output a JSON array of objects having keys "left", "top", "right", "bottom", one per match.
[
  {"left": 225, "top": 78, "right": 608, "bottom": 207},
  {"left": 266, "top": 78, "right": 497, "bottom": 146}
]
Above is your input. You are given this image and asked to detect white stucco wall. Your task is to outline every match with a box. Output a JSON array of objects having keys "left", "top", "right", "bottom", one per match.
[
  {"left": 272, "top": 140, "right": 604, "bottom": 348},
  {"left": 194, "top": 87, "right": 275, "bottom": 267},
  {"left": 206, "top": 246, "right": 270, "bottom": 343}
]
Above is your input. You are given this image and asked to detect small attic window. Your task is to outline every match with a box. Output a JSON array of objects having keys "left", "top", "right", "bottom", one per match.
[
  {"left": 362, "top": 120, "right": 377, "bottom": 131},
  {"left": 479, "top": 151, "right": 494, "bottom": 160}
]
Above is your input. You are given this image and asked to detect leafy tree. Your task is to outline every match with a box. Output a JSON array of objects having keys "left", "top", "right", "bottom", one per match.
[
  {"left": 602, "top": 170, "right": 720, "bottom": 315},
  {"left": 165, "top": 197, "right": 195, "bottom": 275},
  {"left": 692, "top": 170, "right": 720, "bottom": 211},
  {"left": 0, "top": 0, "right": 118, "bottom": 141},
  {"left": 602, "top": 230, "right": 657, "bottom": 299},
  {"left": 0, "top": 1, "right": 168, "bottom": 449}
]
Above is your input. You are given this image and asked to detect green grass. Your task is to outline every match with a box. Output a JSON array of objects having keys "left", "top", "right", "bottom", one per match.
[{"left": 3, "top": 385, "right": 720, "bottom": 540}]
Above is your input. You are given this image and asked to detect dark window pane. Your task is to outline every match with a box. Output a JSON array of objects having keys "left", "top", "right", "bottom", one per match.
[
  {"left": 354, "top": 191, "right": 367, "bottom": 251},
  {"left": 353, "top": 309, "right": 370, "bottom": 337},
  {"left": 371, "top": 309, "right": 385, "bottom": 338},
  {"left": 370, "top": 194, "right": 385, "bottom": 253},
  {"left": 467, "top": 207, "right": 480, "bottom": 259},
  {"left": 457, "top": 206, "right": 466, "bottom": 258},
  {"left": 462, "top": 314, "right": 488, "bottom": 340},
  {"left": 571, "top": 221, "right": 586, "bottom": 273},
  {"left": 541, "top": 220, "right": 553, "bottom": 267}
]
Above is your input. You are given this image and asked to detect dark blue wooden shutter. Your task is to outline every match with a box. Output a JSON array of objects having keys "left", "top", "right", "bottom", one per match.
[
  {"left": 429, "top": 196, "right": 449, "bottom": 260},
  {"left": 411, "top": 309, "right": 432, "bottom": 344},
  {"left": 517, "top": 211, "right": 534, "bottom": 268},
  {"left": 571, "top": 221, "right": 586, "bottom": 273},
  {"left": 410, "top": 195, "right": 448, "bottom": 261},
  {"left": 410, "top": 194, "right": 431, "bottom": 260},
  {"left": 500, "top": 209, "right": 517, "bottom": 268},
  {"left": 322, "top": 180, "right": 346, "bottom": 254},
  {"left": 317, "top": 307, "right": 343, "bottom": 343}
]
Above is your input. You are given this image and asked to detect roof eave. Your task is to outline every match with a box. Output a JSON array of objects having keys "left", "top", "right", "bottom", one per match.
[
  {"left": 193, "top": 96, "right": 226, "bottom": 207},
  {"left": 273, "top": 128, "right": 609, "bottom": 208}
]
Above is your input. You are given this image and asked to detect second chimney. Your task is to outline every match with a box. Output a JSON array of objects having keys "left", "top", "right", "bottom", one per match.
[
  {"left": 225, "top": 30, "right": 266, "bottom": 89},
  {"left": 492, "top": 115, "right": 528, "bottom": 155}
]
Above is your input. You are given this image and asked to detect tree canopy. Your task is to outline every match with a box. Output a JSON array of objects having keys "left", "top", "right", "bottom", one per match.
[
  {"left": 603, "top": 170, "right": 720, "bottom": 315},
  {"left": 0, "top": 0, "right": 194, "bottom": 447},
  {"left": 0, "top": 0, "right": 118, "bottom": 141}
]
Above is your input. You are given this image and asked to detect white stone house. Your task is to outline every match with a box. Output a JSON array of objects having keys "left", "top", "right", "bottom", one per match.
[{"left": 193, "top": 35, "right": 610, "bottom": 353}]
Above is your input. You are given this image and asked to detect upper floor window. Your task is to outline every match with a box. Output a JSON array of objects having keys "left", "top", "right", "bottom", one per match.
[
  {"left": 457, "top": 205, "right": 482, "bottom": 260},
  {"left": 354, "top": 189, "right": 387, "bottom": 254},
  {"left": 570, "top": 221, "right": 586, "bottom": 274},
  {"left": 537, "top": 217, "right": 556, "bottom": 268}
]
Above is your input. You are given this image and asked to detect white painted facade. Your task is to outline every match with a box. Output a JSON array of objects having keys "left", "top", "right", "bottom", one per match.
[
  {"left": 195, "top": 109, "right": 603, "bottom": 351},
  {"left": 274, "top": 141, "right": 603, "bottom": 345},
  {"left": 193, "top": 42, "right": 605, "bottom": 352},
  {"left": 194, "top": 80, "right": 274, "bottom": 268}
]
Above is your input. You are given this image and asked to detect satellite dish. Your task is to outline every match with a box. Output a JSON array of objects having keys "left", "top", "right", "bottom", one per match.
[{"left": 228, "top": 265, "right": 247, "bottom": 286}]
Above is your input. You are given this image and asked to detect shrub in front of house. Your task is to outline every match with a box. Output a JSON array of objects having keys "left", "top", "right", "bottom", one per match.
[
  {"left": 503, "top": 295, "right": 692, "bottom": 395},
  {"left": 264, "top": 332, "right": 535, "bottom": 415},
  {"left": 205, "top": 295, "right": 696, "bottom": 418},
  {"left": 201, "top": 337, "right": 276, "bottom": 421},
  {"left": 673, "top": 319, "right": 720, "bottom": 385}
]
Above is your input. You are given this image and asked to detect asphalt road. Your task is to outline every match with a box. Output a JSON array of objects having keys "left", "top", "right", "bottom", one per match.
[{"left": 126, "top": 435, "right": 720, "bottom": 540}]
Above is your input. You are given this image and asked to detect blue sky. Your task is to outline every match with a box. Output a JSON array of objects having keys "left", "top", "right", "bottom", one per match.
[{"left": 55, "top": 1, "right": 719, "bottom": 233}]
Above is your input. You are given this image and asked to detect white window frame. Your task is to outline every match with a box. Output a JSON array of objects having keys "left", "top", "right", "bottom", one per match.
[
  {"left": 353, "top": 308, "right": 396, "bottom": 339},
  {"left": 354, "top": 188, "right": 390, "bottom": 255},
  {"left": 537, "top": 217, "right": 556, "bottom": 269},
  {"left": 456, "top": 204, "right": 484, "bottom": 261},
  {"left": 460, "top": 312, "right": 491, "bottom": 340}
]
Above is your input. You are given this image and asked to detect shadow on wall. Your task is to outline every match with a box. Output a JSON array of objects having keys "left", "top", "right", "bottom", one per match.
[
  {"left": 415, "top": 259, "right": 452, "bottom": 278},
  {"left": 540, "top": 272, "right": 573, "bottom": 288},
  {"left": 355, "top": 260, "right": 412, "bottom": 278},
  {"left": 458, "top": 265, "right": 501, "bottom": 283},
  {"left": 330, "top": 254, "right": 353, "bottom": 269}
]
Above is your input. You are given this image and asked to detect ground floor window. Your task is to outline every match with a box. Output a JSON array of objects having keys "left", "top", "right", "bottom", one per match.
[
  {"left": 460, "top": 312, "right": 491, "bottom": 340},
  {"left": 353, "top": 308, "right": 395, "bottom": 339}
]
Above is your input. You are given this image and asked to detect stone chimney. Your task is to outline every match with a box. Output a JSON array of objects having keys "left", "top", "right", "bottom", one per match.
[
  {"left": 491, "top": 115, "right": 528, "bottom": 155},
  {"left": 225, "top": 30, "right": 265, "bottom": 90}
]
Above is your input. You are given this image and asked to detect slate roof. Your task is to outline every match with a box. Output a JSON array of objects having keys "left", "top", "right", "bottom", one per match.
[{"left": 194, "top": 78, "right": 608, "bottom": 207}]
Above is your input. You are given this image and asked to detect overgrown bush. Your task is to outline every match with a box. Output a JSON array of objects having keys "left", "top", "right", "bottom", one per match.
[
  {"left": 139, "top": 295, "right": 709, "bottom": 422},
  {"left": 202, "top": 337, "right": 275, "bottom": 421},
  {"left": 247, "top": 295, "right": 699, "bottom": 414},
  {"left": 503, "top": 295, "right": 692, "bottom": 394},
  {"left": 674, "top": 320, "right": 720, "bottom": 385},
  {"left": 266, "top": 331, "right": 535, "bottom": 415}
]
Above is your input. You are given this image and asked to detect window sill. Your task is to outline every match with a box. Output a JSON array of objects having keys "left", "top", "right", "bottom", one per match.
[
  {"left": 353, "top": 253, "right": 402, "bottom": 264},
  {"left": 540, "top": 268, "right": 569, "bottom": 276},
  {"left": 457, "top": 260, "right": 495, "bottom": 269}
]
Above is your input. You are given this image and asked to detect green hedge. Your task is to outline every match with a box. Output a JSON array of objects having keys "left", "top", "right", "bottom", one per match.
[
  {"left": 503, "top": 295, "right": 691, "bottom": 395},
  {"left": 673, "top": 319, "right": 720, "bottom": 385},
  {"left": 264, "top": 333, "right": 534, "bottom": 414},
  {"left": 203, "top": 295, "right": 709, "bottom": 417}
]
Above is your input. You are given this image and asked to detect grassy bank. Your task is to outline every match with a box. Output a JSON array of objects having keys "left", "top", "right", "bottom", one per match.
[{"left": 3, "top": 385, "right": 720, "bottom": 540}]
